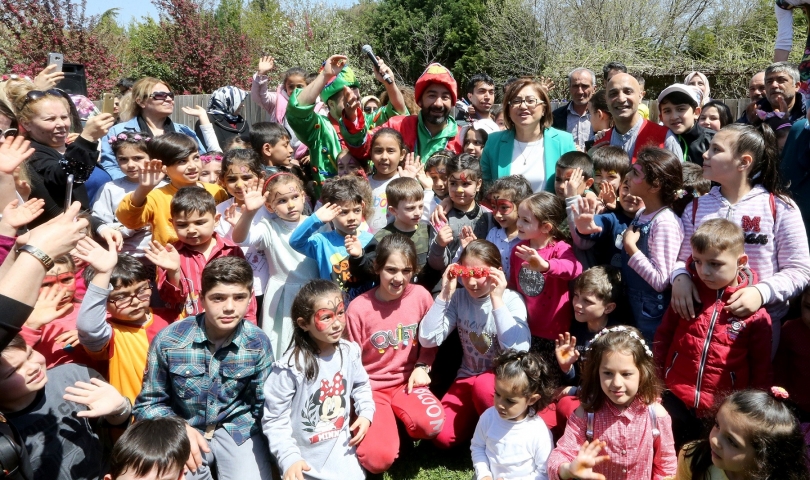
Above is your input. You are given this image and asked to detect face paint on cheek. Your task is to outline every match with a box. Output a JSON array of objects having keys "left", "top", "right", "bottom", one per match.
[
  {"left": 313, "top": 301, "right": 345, "bottom": 331},
  {"left": 494, "top": 199, "right": 515, "bottom": 215}
]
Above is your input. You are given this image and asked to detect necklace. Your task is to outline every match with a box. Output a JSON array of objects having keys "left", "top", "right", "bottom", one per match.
[{"left": 515, "top": 140, "right": 531, "bottom": 165}]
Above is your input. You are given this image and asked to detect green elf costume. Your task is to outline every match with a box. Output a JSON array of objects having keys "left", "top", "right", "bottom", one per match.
[
  {"left": 286, "top": 66, "right": 406, "bottom": 196},
  {"left": 340, "top": 63, "right": 464, "bottom": 163}
]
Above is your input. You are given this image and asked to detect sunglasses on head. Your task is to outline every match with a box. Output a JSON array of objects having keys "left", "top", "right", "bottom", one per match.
[
  {"left": 1, "top": 128, "right": 17, "bottom": 138},
  {"left": 21, "top": 89, "right": 64, "bottom": 108},
  {"left": 149, "top": 91, "right": 175, "bottom": 101}
]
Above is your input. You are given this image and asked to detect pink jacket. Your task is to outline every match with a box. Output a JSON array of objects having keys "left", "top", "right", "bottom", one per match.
[{"left": 674, "top": 185, "right": 810, "bottom": 321}]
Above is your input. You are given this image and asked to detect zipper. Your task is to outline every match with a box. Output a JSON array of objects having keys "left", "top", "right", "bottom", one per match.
[
  {"left": 695, "top": 290, "right": 723, "bottom": 409},
  {"left": 665, "top": 352, "right": 679, "bottom": 379}
]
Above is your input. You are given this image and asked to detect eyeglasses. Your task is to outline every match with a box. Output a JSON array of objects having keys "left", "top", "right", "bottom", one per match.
[
  {"left": 149, "top": 91, "right": 175, "bottom": 102},
  {"left": 509, "top": 96, "right": 543, "bottom": 108},
  {"left": 21, "top": 89, "right": 64, "bottom": 109},
  {"left": 108, "top": 286, "right": 152, "bottom": 308},
  {"left": 1, "top": 128, "right": 17, "bottom": 138}
]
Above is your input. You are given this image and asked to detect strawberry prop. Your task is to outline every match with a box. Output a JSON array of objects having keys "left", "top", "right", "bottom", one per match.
[{"left": 448, "top": 264, "right": 491, "bottom": 279}]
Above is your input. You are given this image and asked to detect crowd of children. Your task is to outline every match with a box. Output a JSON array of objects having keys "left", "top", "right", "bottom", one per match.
[{"left": 1, "top": 53, "right": 810, "bottom": 480}]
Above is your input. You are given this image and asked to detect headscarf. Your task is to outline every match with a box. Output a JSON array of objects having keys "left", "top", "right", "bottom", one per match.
[
  {"left": 684, "top": 72, "right": 710, "bottom": 106},
  {"left": 207, "top": 86, "right": 247, "bottom": 122}
]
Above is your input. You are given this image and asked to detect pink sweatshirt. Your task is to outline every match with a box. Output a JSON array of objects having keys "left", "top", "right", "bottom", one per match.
[
  {"left": 674, "top": 185, "right": 810, "bottom": 321},
  {"left": 345, "top": 284, "right": 437, "bottom": 390},
  {"left": 509, "top": 240, "right": 582, "bottom": 340},
  {"left": 20, "top": 305, "right": 104, "bottom": 373},
  {"left": 627, "top": 207, "right": 684, "bottom": 292}
]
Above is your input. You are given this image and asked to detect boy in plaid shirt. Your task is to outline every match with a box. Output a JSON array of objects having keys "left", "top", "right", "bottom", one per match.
[{"left": 133, "top": 257, "right": 274, "bottom": 480}]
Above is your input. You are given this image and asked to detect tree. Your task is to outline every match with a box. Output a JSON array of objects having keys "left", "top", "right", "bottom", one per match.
[{"left": 0, "top": 0, "right": 122, "bottom": 98}]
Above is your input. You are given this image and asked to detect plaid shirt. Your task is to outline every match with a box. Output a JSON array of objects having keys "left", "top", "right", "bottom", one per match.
[{"left": 133, "top": 314, "right": 273, "bottom": 445}]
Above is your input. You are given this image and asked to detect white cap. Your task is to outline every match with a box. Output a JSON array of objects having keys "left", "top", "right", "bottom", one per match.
[{"left": 657, "top": 84, "right": 701, "bottom": 107}]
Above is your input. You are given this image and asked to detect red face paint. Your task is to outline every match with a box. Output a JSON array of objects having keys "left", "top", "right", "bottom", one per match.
[
  {"left": 493, "top": 198, "right": 515, "bottom": 215},
  {"left": 313, "top": 301, "right": 345, "bottom": 332},
  {"left": 459, "top": 172, "right": 468, "bottom": 183}
]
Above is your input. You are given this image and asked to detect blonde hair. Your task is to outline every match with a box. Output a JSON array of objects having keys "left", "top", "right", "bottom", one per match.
[
  {"left": 125, "top": 77, "right": 171, "bottom": 120},
  {"left": 4, "top": 78, "right": 70, "bottom": 125}
]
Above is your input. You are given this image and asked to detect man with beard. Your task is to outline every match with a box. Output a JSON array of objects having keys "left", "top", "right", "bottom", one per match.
[
  {"left": 341, "top": 63, "right": 464, "bottom": 162},
  {"left": 287, "top": 54, "right": 407, "bottom": 194},
  {"left": 737, "top": 71, "right": 768, "bottom": 123},
  {"left": 593, "top": 73, "right": 682, "bottom": 163},
  {"left": 552, "top": 67, "right": 596, "bottom": 149}
]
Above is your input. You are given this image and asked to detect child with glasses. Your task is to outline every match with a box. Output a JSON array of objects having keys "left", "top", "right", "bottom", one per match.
[{"left": 76, "top": 240, "right": 171, "bottom": 404}]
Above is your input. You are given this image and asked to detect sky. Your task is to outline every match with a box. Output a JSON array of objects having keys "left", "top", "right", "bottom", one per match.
[{"left": 85, "top": 0, "right": 159, "bottom": 23}]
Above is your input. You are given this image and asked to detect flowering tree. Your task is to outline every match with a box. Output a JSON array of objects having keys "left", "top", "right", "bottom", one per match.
[
  {"left": 0, "top": 0, "right": 121, "bottom": 99},
  {"left": 146, "top": 0, "right": 258, "bottom": 94}
]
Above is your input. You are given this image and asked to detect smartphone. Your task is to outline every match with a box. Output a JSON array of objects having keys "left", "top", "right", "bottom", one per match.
[
  {"left": 101, "top": 93, "right": 115, "bottom": 114},
  {"left": 64, "top": 174, "right": 74, "bottom": 212},
  {"left": 47, "top": 52, "right": 64, "bottom": 73}
]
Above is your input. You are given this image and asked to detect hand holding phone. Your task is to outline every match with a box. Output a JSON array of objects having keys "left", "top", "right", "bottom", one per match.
[
  {"left": 64, "top": 174, "right": 74, "bottom": 213},
  {"left": 46, "top": 53, "right": 64, "bottom": 73}
]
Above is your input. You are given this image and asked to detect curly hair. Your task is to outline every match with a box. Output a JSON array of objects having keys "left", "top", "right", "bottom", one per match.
[{"left": 493, "top": 349, "right": 556, "bottom": 414}]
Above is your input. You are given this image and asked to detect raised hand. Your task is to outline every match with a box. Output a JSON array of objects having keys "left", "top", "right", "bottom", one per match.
[
  {"left": 144, "top": 241, "right": 180, "bottom": 272},
  {"left": 344, "top": 234, "right": 363, "bottom": 258},
  {"left": 98, "top": 227, "right": 124, "bottom": 252},
  {"left": 555, "top": 332, "right": 580, "bottom": 374},
  {"left": 372, "top": 57, "right": 396, "bottom": 85},
  {"left": 243, "top": 184, "right": 268, "bottom": 213},
  {"left": 19, "top": 202, "right": 89, "bottom": 259},
  {"left": 315, "top": 202, "right": 343, "bottom": 224},
  {"left": 223, "top": 203, "right": 242, "bottom": 228},
  {"left": 138, "top": 160, "right": 166, "bottom": 190},
  {"left": 322, "top": 55, "right": 348, "bottom": 78},
  {"left": 73, "top": 236, "right": 119, "bottom": 274},
  {"left": 563, "top": 167, "right": 585, "bottom": 198},
  {"left": 564, "top": 440, "right": 610, "bottom": 480},
  {"left": 514, "top": 244, "right": 549, "bottom": 272},
  {"left": 257, "top": 55, "right": 275, "bottom": 76},
  {"left": 598, "top": 181, "right": 617, "bottom": 210},
  {"left": 33, "top": 64, "right": 65, "bottom": 91},
  {"left": 538, "top": 76, "right": 555, "bottom": 92},
  {"left": 25, "top": 284, "right": 71, "bottom": 330},
  {"left": 574, "top": 197, "right": 603, "bottom": 235},
  {"left": 80, "top": 113, "right": 115, "bottom": 142},
  {"left": 435, "top": 224, "right": 454, "bottom": 247},
  {"left": 342, "top": 86, "right": 361, "bottom": 121},
  {"left": 0, "top": 135, "right": 34, "bottom": 174},
  {"left": 181, "top": 105, "right": 210, "bottom": 125},
  {"left": 488, "top": 268, "right": 508, "bottom": 304},
  {"left": 459, "top": 225, "right": 477, "bottom": 249},
  {"left": 0, "top": 198, "right": 45, "bottom": 231}
]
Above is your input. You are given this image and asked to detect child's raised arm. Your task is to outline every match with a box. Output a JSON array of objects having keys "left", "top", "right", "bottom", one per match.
[
  {"left": 290, "top": 203, "right": 342, "bottom": 260},
  {"left": 231, "top": 184, "right": 269, "bottom": 244},
  {"left": 73, "top": 236, "right": 119, "bottom": 352},
  {"left": 419, "top": 264, "right": 459, "bottom": 347}
]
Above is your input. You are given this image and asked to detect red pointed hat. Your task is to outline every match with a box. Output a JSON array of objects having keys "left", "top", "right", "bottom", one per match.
[{"left": 415, "top": 63, "right": 457, "bottom": 105}]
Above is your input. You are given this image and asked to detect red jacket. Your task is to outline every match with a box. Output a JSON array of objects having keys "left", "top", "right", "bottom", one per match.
[
  {"left": 593, "top": 119, "right": 669, "bottom": 163},
  {"left": 654, "top": 261, "right": 772, "bottom": 416}
]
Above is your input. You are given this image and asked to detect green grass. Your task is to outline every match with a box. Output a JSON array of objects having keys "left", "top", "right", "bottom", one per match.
[{"left": 383, "top": 441, "right": 473, "bottom": 480}]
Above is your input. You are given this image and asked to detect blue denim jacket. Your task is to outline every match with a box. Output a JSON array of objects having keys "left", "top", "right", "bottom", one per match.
[{"left": 133, "top": 314, "right": 273, "bottom": 445}]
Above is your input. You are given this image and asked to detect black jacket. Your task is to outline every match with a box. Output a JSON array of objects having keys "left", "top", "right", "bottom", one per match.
[
  {"left": 27, "top": 137, "right": 102, "bottom": 230},
  {"left": 194, "top": 112, "right": 250, "bottom": 151},
  {"left": 737, "top": 97, "right": 804, "bottom": 125},
  {"left": 552, "top": 104, "right": 569, "bottom": 132},
  {"left": 678, "top": 123, "right": 715, "bottom": 165}
]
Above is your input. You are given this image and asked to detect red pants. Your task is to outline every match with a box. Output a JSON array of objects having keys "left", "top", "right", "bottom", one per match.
[
  {"left": 434, "top": 372, "right": 572, "bottom": 449},
  {"left": 356, "top": 384, "right": 445, "bottom": 473}
]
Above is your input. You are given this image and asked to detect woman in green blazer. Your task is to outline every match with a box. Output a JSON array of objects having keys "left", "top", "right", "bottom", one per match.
[{"left": 481, "top": 78, "right": 576, "bottom": 192}]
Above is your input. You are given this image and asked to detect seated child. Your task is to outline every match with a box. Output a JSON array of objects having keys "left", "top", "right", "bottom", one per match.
[
  {"left": 105, "top": 417, "right": 190, "bottom": 480},
  {"left": 134, "top": 257, "right": 274, "bottom": 480},
  {"left": 91, "top": 131, "right": 156, "bottom": 257},
  {"left": 76, "top": 242, "right": 171, "bottom": 404},
  {"left": 657, "top": 84, "right": 714, "bottom": 165},
  {"left": 1, "top": 335, "right": 132, "bottom": 480},
  {"left": 471, "top": 350, "right": 555, "bottom": 480},
  {"left": 20, "top": 254, "right": 101, "bottom": 370},
  {"left": 117, "top": 133, "right": 229, "bottom": 246},
  {"left": 485, "top": 175, "right": 532, "bottom": 280},
  {"left": 290, "top": 175, "right": 376, "bottom": 302},
  {"left": 589, "top": 145, "right": 630, "bottom": 211},
  {"left": 555, "top": 151, "right": 596, "bottom": 201},
  {"left": 775, "top": 287, "right": 810, "bottom": 419},
  {"left": 147, "top": 186, "right": 257, "bottom": 322},
  {"left": 428, "top": 153, "right": 494, "bottom": 271},
  {"left": 655, "top": 219, "right": 772, "bottom": 449},
  {"left": 263, "top": 279, "right": 375, "bottom": 480},
  {"left": 571, "top": 175, "right": 644, "bottom": 268}
]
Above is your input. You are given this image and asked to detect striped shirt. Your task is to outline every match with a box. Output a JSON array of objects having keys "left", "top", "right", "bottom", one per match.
[
  {"left": 627, "top": 207, "right": 684, "bottom": 292},
  {"left": 548, "top": 398, "right": 677, "bottom": 480}
]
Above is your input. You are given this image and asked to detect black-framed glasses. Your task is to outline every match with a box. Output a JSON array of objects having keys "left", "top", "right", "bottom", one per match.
[
  {"left": 1, "top": 128, "right": 17, "bottom": 138},
  {"left": 509, "top": 96, "right": 543, "bottom": 108},
  {"left": 21, "top": 89, "right": 63, "bottom": 108},
  {"left": 108, "top": 286, "right": 152, "bottom": 308},
  {"left": 149, "top": 91, "right": 175, "bottom": 102}
]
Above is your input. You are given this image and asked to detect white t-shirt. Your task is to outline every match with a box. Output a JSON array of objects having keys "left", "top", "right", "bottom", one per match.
[{"left": 509, "top": 139, "right": 546, "bottom": 192}]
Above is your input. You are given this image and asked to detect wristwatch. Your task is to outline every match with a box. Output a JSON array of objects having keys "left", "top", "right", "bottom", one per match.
[
  {"left": 16, "top": 245, "right": 54, "bottom": 270},
  {"left": 415, "top": 363, "right": 431, "bottom": 374}
]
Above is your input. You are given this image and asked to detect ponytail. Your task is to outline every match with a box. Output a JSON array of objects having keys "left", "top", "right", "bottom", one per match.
[{"left": 724, "top": 123, "right": 790, "bottom": 202}]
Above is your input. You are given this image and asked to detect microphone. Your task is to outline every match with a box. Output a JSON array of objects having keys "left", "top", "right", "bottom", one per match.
[{"left": 361, "top": 45, "right": 393, "bottom": 84}]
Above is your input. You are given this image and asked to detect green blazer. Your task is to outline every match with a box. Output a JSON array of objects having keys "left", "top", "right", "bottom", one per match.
[{"left": 480, "top": 127, "right": 577, "bottom": 192}]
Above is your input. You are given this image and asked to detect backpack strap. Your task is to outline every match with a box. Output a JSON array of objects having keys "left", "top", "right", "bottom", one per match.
[
  {"left": 769, "top": 192, "right": 776, "bottom": 222},
  {"left": 648, "top": 404, "right": 660, "bottom": 440},
  {"left": 691, "top": 196, "right": 700, "bottom": 227},
  {"left": 586, "top": 412, "right": 594, "bottom": 442}
]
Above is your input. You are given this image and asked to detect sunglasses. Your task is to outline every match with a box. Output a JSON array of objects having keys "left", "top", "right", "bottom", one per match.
[
  {"left": 1, "top": 128, "right": 17, "bottom": 138},
  {"left": 21, "top": 89, "right": 64, "bottom": 108},
  {"left": 149, "top": 91, "right": 175, "bottom": 102},
  {"left": 363, "top": 106, "right": 377, "bottom": 113}
]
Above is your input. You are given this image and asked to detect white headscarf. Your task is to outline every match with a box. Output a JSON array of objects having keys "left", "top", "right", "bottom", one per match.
[{"left": 684, "top": 72, "right": 710, "bottom": 106}]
